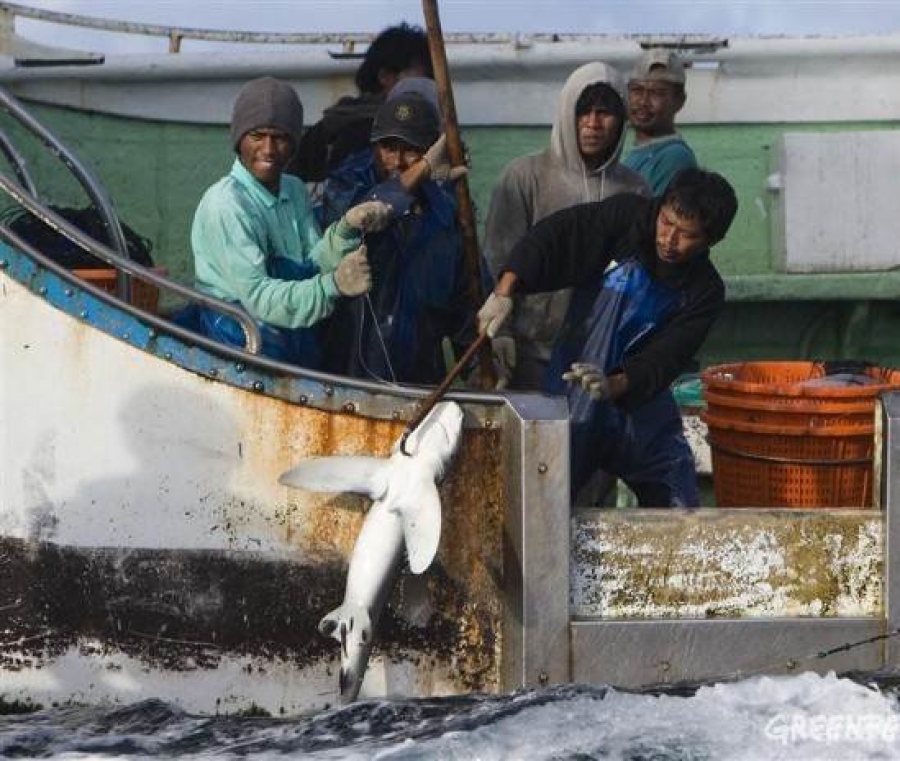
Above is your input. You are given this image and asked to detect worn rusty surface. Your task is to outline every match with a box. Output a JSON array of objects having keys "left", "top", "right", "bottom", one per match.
[
  {"left": 572, "top": 509, "right": 883, "bottom": 619},
  {"left": 2, "top": 267, "right": 508, "bottom": 700},
  {"left": 0, "top": 499, "right": 503, "bottom": 694},
  {"left": 0, "top": 412, "right": 506, "bottom": 696},
  {"left": 220, "top": 391, "right": 507, "bottom": 691}
]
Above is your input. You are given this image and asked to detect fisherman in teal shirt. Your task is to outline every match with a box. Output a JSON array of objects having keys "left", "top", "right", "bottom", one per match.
[
  {"left": 189, "top": 76, "right": 392, "bottom": 367},
  {"left": 623, "top": 49, "right": 698, "bottom": 196}
]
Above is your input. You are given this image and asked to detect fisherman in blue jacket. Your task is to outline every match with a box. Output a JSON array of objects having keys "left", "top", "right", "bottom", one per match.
[
  {"left": 316, "top": 92, "right": 474, "bottom": 385},
  {"left": 477, "top": 168, "right": 738, "bottom": 507}
]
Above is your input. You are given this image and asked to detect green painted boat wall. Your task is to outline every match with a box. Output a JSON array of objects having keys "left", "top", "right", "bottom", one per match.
[{"left": 5, "top": 102, "right": 900, "bottom": 365}]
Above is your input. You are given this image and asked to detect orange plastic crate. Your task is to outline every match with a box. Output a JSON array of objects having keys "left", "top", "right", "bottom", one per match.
[
  {"left": 701, "top": 361, "right": 900, "bottom": 508},
  {"left": 73, "top": 267, "right": 165, "bottom": 314}
]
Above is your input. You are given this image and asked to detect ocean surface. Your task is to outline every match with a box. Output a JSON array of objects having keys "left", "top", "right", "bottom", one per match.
[{"left": 2, "top": 671, "right": 900, "bottom": 760}]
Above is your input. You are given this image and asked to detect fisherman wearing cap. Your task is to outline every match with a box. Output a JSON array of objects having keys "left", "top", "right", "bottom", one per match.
[
  {"left": 624, "top": 49, "right": 698, "bottom": 196},
  {"left": 483, "top": 62, "right": 648, "bottom": 391},
  {"left": 316, "top": 92, "right": 473, "bottom": 384},
  {"left": 288, "top": 23, "right": 434, "bottom": 183},
  {"left": 188, "top": 76, "right": 393, "bottom": 366}
]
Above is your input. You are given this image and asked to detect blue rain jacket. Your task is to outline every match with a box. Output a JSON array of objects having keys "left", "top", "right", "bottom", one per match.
[
  {"left": 548, "top": 257, "right": 699, "bottom": 507},
  {"left": 316, "top": 149, "right": 476, "bottom": 384}
]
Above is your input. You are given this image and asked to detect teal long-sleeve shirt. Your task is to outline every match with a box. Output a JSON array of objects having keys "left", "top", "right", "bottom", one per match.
[{"left": 191, "top": 159, "right": 361, "bottom": 329}]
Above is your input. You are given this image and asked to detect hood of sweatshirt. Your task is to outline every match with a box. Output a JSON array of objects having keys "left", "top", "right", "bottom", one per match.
[{"left": 549, "top": 62, "right": 629, "bottom": 178}]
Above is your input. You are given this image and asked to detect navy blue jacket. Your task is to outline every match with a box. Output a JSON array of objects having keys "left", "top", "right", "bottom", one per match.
[{"left": 316, "top": 149, "right": 476, "bottom": 385}]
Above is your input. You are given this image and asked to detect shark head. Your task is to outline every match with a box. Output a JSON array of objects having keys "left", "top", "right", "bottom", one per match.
[
  {"left": 319, "top": 603, "right": 373, "bottom": 704},
  {"left": 393, "top": 401, "right": 464, "bottom": 478}
]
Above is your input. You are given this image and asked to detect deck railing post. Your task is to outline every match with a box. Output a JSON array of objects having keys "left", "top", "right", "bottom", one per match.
[
  {"left": 879, "top": 391, "right": 900, "bottom": 666},
  {"left": 500, "top": 394, "right": 570, "bottom": 690}
]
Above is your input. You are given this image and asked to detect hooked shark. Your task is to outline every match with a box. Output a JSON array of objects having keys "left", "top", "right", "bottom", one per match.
[{"left": 279, "top": 401, "right": 464, "bottom": 704}]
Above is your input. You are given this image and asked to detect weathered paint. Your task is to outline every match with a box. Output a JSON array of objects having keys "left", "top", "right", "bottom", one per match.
[
  {"left": 572, "top": 509, "right": 883, "bottom": 619},
  {"left": 0, "top": 537, "right": 490, "bottom": 713},
  {"left": 0, "top": 105, "right": 894, "bottom": 285},
  {"left": 0, "top": 261, "right": 506, "bottom": 712}
]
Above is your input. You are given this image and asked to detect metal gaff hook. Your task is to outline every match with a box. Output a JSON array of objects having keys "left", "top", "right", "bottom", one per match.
[{"left": 399, "top": 332, "right": 489, "bottom": 456}]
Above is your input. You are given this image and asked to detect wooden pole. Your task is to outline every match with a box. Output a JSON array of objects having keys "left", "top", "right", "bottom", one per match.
[
  {"left": 422, "top": 0, "right": 496, "bottom": 389},
  {"left": 399, "top": 333, "right": 489, "bottom": 455}
]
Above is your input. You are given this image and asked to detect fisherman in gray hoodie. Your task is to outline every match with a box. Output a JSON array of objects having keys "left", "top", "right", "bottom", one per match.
[{"left": 484, "top": 62, "right": 649, "bottom": 390}]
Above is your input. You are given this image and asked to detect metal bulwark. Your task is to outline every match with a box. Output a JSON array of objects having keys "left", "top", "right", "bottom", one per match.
[
  {"left": 880, "top": 391, "right": 900, "bottom": 666},
  {"left": 500, "top": 393, "right": 570, "bottom": 690}
]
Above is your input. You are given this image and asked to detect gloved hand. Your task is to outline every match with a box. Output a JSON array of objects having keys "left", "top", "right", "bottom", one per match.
[
  {"left": 424, "top": 134, "right": 469, "bottom": 182},
  {"left": 333, "top": 244, "right": 372, "bottom": 297},
  {"left": 343, "top": 200, "right": 393, "bottom": 233},
  {"left": 562, "top": 362, "right": 611, "bottom": 400},
  {"left": 477, "top": 292, "right": 513, "bottom": 338},
  {"left": 491, "top": 335, "right": 517, "bottom": 390}
]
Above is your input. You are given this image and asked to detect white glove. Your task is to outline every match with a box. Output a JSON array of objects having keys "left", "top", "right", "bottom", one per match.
[
  {"left": 562, "top": 362, "right": 610, "bottom": 401},
  {"left": 333, "top": 244, "right": 372, "bottom": 297},
  {"left": 343, "top": 200, "right": 393, "bottom": 233},
  {"left": 491, "top": 335, "right": 517, "bottom": 390},
  {"left": 424, "top": 134, "right": 469, "bottom": 182},
  {"left": 477, "top": 292, "right": 514, "bottom": 338}
]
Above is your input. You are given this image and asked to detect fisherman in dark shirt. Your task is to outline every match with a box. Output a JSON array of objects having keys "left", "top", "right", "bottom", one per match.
[{"left": 477, "top": 168, "right": 738, "bottom": 507}]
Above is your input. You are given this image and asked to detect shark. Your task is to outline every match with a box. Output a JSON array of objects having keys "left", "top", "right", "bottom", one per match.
[{"left": 279, "top": 400, "right": 464, "bottom": 704}]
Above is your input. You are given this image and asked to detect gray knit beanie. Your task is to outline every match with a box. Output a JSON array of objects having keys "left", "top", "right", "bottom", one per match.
[{"left": 230, "top": 77, "right": 304, "bottom": 151}]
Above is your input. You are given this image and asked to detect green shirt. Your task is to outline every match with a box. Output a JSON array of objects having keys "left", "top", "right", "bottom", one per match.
[
  {"left": 623, "top": 135, "right": 697, "bottom": 197},
  {"left": 191, "top": 158, "right": 360, "bottom": 329}
]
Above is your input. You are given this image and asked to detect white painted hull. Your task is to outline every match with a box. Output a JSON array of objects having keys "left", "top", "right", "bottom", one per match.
[{"left": 0, "top": 255, "right": 511, "bottom": 714}]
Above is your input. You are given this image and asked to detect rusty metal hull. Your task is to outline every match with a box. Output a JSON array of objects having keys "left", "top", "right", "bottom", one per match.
[
  {"left": 6, "top": 237, "right": 900, "bottom": 712},
  {"left": 0, "top": 246, "right": 544, "bottom": 714}
]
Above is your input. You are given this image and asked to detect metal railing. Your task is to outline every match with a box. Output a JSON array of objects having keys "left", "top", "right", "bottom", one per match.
[
  {"left": 0, "top": 84, "right": 130, "bottom": 295},
  {"left": 0, "top": 84, "right": 262, "bottom": 353},
  {"left": 0, "top": 2, "right": 727, "bottom": 54}
]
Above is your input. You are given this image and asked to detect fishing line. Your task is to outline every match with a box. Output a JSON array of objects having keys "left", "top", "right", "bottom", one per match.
[
  {"left": 685, "top": 626, "right": 900, "bottom": 689},
  {"left": 355, "top": 291, "right": 405, "bottom": 388},
  {"left": 363, "top": 291, "right": 399, "bottom": 385}
]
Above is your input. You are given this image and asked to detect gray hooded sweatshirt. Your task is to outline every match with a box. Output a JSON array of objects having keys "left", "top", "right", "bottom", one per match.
[{"left": 483, "top": 62, "right": 649, "bottom": 380}]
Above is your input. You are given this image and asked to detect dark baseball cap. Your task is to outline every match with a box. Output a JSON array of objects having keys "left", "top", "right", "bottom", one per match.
[{"left": 371, "top": 93, "right": 440, "bottom": 151}]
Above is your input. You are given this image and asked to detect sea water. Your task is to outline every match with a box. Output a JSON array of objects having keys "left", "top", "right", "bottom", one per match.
[{"left": 2, "top": 671, "right": 899, "bottom": 760}]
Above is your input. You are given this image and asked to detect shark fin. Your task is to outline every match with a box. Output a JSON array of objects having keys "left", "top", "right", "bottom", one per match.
[
  {"left": 402, "top": 478, "right": 442, "bottom": 574},
  {"left": 279, "top": 456, "right": 387, "bottom": 499}
]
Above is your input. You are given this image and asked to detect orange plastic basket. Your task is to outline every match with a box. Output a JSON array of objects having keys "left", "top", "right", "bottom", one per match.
[
  {"left": 701, "top": 361, "right": 900, "bottom": 508},
  {"left": 73, "top": 267, "right": 165, "bottom": 314}
]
